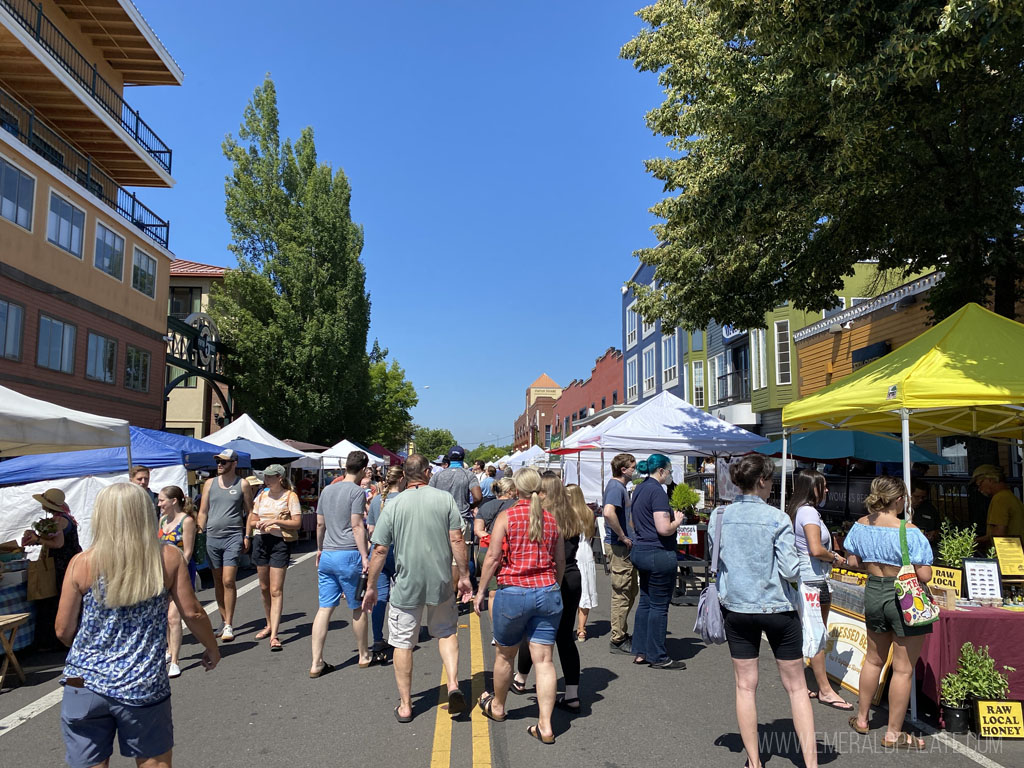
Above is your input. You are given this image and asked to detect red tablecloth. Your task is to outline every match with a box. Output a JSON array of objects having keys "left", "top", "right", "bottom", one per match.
[{"left": 917, "top": 606, "right": 1024, "bottom": 705}]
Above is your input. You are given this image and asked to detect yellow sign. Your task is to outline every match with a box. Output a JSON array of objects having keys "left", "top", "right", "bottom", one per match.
[
  {"left": 931, "top": 566, "right": 963, "bottom": 596},
  {"left": 976, "top": 700, "right": 1024, "bottom": 739},
  {"left": 994, "top": 537, "right": 1024, "bottom": 577}
]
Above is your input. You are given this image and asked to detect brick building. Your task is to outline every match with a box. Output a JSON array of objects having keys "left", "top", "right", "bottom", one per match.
[
  {"left": 513, "top": 373, "right": 561, "bottom": 452},
  {"left": 0, "top": 1, "right": 181, "bottom": 428},
  {"left": 551, "top": 347, "right": 624, "bottom": 438}
]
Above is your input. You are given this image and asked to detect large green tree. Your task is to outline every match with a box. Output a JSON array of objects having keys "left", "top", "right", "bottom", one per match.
[
  {"left": 466, "top": 443, "right": 513, "bottom": 465},
  {"left": 366, "top": 342, "right": 418, "bottom": 450},
  {"left": 211, "top": 77, "right": 371, "bottom": 443},
  {"left": 621, "top": 1, "right": 1023, "bottom": 328},
  {"left": 412, "top": 426, "right": 456, "bottom": 463}
]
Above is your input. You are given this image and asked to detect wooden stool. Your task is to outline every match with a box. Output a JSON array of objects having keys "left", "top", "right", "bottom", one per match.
[{"left": 0, "top": 612, "right": 31, "bottom": 690}]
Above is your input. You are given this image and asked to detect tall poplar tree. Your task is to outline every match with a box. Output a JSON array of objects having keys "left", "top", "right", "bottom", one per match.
[{"left": 212, "top": 77, "right": 371, "bottom": 443}]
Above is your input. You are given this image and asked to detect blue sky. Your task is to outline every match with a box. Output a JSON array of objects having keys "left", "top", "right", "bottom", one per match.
[{"left": 130, "top": 1, "right": 666, "bottom": 447}]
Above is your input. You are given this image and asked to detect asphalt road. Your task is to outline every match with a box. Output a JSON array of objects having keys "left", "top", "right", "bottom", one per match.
[{"left": 2, "top": 540, "right": 1021, "bottom": 768}]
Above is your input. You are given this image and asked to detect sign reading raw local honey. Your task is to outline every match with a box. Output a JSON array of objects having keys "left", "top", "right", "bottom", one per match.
[
  {"left": 931, "top": 566, "right": 963, "bottom": 596},
  {"left": 976, "top": 700, "right": 1024, "bottom": 739},
  {"left": 994, "top": 538, "right": 1024, "bottom": 578}
]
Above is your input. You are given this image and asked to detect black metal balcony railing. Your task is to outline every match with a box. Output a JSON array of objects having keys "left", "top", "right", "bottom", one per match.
[
  {"left": 0, "top": 0, "right": 172, "bottom": 174},
  {"left": 716, "top": 370, "right": 751, "bottom": 405},
  {"left": 0, "top": 85, "right": 170, "bottom": 247}
]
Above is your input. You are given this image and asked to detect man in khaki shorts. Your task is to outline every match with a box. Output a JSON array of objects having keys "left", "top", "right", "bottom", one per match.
[{"left": 363, "top": 454, "right": 473, "bottom": 723}]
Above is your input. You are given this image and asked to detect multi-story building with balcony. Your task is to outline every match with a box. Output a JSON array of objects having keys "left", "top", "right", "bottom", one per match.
[
  {"left": 621, "top": 261, "right": 883, "bottom": 439},
  {"left": 0, "top": 0, "right": 180, "bottom": 427}
]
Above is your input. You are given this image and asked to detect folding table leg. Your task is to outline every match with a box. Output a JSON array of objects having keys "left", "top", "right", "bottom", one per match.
[{"left": 0, "top": 625, "right": 26, "bottom": 688}]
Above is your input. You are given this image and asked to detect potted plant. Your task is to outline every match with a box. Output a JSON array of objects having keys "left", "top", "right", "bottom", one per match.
[
  {"left": 671, "top": 484, "right": 701, "bottom": 516},
  {"left": 943, "top": 642, "right": 1016, "bottom": 735},
  {"left": 940, "top": 670, "right": 971, "bottom": 734},
  {"left": 938, "top": 519, "right": 977, "bottom": 569}
]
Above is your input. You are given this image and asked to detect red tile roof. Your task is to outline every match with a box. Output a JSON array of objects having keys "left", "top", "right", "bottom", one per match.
[
  {"left": 169, "top": 259, "right": 228, "bottom": 277},
  {"left": 530, "top": 373, "right": 560, "bottom": 389}
]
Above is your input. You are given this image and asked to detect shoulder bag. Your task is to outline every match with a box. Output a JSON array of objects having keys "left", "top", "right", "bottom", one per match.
[
  {"left": 278, "top": 491, "right": 300, "bottom": 542},
  {"left": 895, "top": 520, "right": 939, "bottom": 627},
  {"left": 694, "top": 507, "right": 727, "bottom": 644},
  {"left": 27, "top": 548, "right": 58, "bottom": 600}
]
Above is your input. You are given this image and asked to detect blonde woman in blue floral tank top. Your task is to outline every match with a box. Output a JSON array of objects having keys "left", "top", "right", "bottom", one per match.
[{"left": 56, "top": 483, "right": 220, "bottom": 768}]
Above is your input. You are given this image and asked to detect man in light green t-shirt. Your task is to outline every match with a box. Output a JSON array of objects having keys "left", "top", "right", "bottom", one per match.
[
  {"left": 363, "top": 455, "right": 472, "bottom": 723},
  {"left": 973, "top": 464, "right": 1024, "bottom": 547}
]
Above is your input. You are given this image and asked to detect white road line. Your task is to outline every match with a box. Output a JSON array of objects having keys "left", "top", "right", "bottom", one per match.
[
  {"left": 0, "top": 550, "right": 317, "bottom": 737},
  {"left": 920, "top": 724, "right": 1010, "bottom": 768}
]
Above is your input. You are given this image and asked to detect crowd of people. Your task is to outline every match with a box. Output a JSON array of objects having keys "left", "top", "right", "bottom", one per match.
[{"left": 19, "top": 442, "right": 1019, "bottom": 767}]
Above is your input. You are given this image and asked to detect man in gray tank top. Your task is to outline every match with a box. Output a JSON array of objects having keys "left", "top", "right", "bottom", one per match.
[{"left": 197, "top": 448, "right": 253, "bottom": 642}]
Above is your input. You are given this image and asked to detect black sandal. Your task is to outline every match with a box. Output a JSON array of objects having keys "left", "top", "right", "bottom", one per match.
[
  {"left": 555, "top": 696, "right": 581, "bottom": 713},
  {"left": 478, "top": 692, "right": 507, "bottom": 722},
  {"left": 510, "top": 678, "right": 527, "bottom": 695}
]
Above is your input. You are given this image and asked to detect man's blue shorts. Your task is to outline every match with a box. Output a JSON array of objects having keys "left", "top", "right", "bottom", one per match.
[
  {"left": 318, "top": 549, "right": 364, "bottom": 610},
  {"left": 61, "top": 686, "right": 172, "bottom": 768},
  {"left": 205, "top": 532, "right": 243, "bottom": 569}
]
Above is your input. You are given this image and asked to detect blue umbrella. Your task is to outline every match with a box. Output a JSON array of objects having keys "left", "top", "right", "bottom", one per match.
[
  {"left": 755, "top": 430, "right": 949, "bottom": 464},
  {"left": 184, "top": 437, "right": 305, "bottom": 468}
]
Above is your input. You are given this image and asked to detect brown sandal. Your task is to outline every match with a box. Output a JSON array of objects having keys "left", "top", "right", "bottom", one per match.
[
  {"left": 848, "top": 715, "right": 870, "bottom": 735},
  {"left": 527, "top": 724, "right": 555, "bottom": 745},
  {"left": 881, "top": 732, "right": 925, "bottom": 750}
]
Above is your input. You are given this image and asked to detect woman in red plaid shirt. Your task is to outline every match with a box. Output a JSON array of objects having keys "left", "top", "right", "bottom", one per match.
[{"left": 474, "top": 467, "right": 566, "bottom": 744}]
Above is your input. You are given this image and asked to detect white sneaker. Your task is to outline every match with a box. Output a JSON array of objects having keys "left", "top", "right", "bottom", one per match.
[
  {"left": 165, "top": 651, "right": 171, "bottom": 663},
  {"left": 168, "top": 663, "right": 181, "bottom": 678},
  {"left": 220, "top": 624, "right": 235, "bottom": 642}
]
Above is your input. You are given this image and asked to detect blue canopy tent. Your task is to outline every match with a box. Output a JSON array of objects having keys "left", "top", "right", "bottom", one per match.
[
  {"left": 190, "top": 437, "right": 306, "bottom": 469},
  {"left": 754, "top": 430, "right": 949, "bottom": 465},
  {"left": 0, "top": 427, "right": 250, "bottom": 486}
]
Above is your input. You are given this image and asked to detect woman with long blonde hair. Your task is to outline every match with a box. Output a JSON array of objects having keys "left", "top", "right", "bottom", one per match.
[
  {"left": 566, "top": 484, "right": 598, "bottom": 641},
  {"left": 56, "top": 483, "right": 219, "bottom": 768},
  {"left": 511, "top": 474, "right": 588, "bottom": 712},
  {"left": 157, "top": 485, "right": 198, "bottom": 678},
  {"left": 474, "top": 467, "right": 565, "bottom": 744}
]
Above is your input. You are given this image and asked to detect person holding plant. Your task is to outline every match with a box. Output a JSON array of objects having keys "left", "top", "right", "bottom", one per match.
[
  {"left": 23, "top": 488, "right": 82, "bottom": 650},
  {"left": 786, "top": 469, "right": 852, "bottom": 710},
  {"left": 843, "top": 475, "right": 933, "bottom": 750}
]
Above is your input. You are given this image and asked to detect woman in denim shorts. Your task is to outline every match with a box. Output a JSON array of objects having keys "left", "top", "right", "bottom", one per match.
[
  {"left": 474, "top": 467, "right": 565, "bottom": 745},
  {"left": 56, "top": 483, "right": 220, "bottom": 768}
]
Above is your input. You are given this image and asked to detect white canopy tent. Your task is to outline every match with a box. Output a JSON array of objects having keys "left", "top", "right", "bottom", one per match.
[
  {"left": 0, "top": 384, "right": 130, "bottom": 458},
  {"left": 206, "top": 414, "right": 319, "bottom": 469},
  {"left": 320, "top": 439, "right": 386, "bottom": 469}
]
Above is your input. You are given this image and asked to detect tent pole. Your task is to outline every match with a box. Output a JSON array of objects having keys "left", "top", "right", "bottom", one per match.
[
  {"left": 844, "top": 461, "right": 851, "bottom": 518},
  {"left": 780, "top": 429, "right": 788, "bottom": 513},
  {"left": 901, "top": 407, "right": 919, "bottom": 725},
  {"left": 126, "top": 443, "right": 133, "bottom": 475},
  {"left": 601, "top": 448, "right": 605, "bottom": 493}
]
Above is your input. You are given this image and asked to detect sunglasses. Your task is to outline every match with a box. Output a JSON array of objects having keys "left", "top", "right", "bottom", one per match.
[{"left": 216, "top": 459, "right": 234, "bottom": 465}]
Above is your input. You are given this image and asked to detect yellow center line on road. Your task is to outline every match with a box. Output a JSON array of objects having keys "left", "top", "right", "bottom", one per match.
[
  {"left": 469, "top": 612, "right": 492, "bottom": 768},
  {"left": 430, "top": 667, "right": 453, "bottom": 768}
]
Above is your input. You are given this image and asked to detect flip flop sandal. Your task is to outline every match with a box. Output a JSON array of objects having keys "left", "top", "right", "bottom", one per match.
[
  {"left": 478, "top": 693, "right": 507, "bottom": 722},
  {"left": 255, "top": 628, "right": 272, "bottom": 640},
  {"left": 555, "top": 696, "right": 581, "bottom": 713},
  {"left": 394, "top": 705, "right": 414, "bottom": 724},
  {"left": 576, "top": 630, "right": 587, "bottom": 642},
  {"left": 309, "top": 662, "right": 335, "bottom": 679},
  {"left": 881, "top": 732, "right": 925, "bottom": 750},
  {"left": 848, "top": 715, "right": 870, "bottom": 735},
  {"left": 510, "top": 679, "right": 527, "bottom": 695},
  {"left": 527, "top": 725, "right": 555, "bottom": 745},
  {"left": 269, "top": 638, "right": 283, "bottom": 652},
  {"left": 448, "top": 689, "right": 466, "bottom": 714},
  {"left": 818, "top": 697, "right": 853, "bottom": 710}
]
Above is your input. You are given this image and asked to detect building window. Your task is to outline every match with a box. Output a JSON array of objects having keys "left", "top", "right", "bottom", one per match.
[
  {"left": 822, "top": 296, "right": 847, "bottom": 320},
  {"left": 708, "top": 355, "right": 719, "bottom": 406},
  {"left": 125, "top": 345, "right": 151, "bottom": 392},
  {"left": 47, "top": 192, "right": 85, "bottom": 257},
  {"left": 642, "top": 314, "right": 656, "bottom": 338},
  {"left": 37, "top": 314, "right": 76, "bottom": 373},
  {"left": 692, "top": 360, "right": 705, "bottom": 408},
  {"left": 601, "top": 396, "right": 606, "bottom": 410},
  {"left": 0, "top": 298, "right": 24, "bottom": 360},
  {"left": 132, "top": 248, "right": 157, "bottom": 298},
  {"left": 626, "top": 356, "right": 638, "bottom": 401},
  {"left": 1, "top": 157, "right": 33, "bottom": 230},
  {"left": 662, "top": 330, "right": 678, "bottom": 385},
  {"left": 169, "top": 287, "right": 202, "bottom": 319},
  {"left": 775, "top": 319, "right": 792, "bottom": 385},
  {"left": 85, "top": 332, "right": 117, "bottom": 384},
  {"left": 625, "top": 304, "right": 637, "bottom": 348},
  {"left": 642, "top": 345, "right": 656, "bottom": 395},
  {"left": 851, "top": 296, "right": 871, "bottom": 307},
  {"left": 544, "top": 424, "right": 551, "bottom": 448},
  {"left": 750, "top": 329, "right": 768, "bottom": 390},
  {"left": 612, "top": 390, "right": 618, "bottom": 405},
  {"left": 691, "top": 330, "right": 703, "bottom": 351},
  {"left": 94, "top": 222, "right": 125, "bottom": 280}
]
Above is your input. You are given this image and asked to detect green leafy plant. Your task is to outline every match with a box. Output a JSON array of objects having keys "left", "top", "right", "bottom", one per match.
[
  {"left": 32, "top": 516, "right": 58, "bottom": 537},
  {"left": 938, "top": 519, "right": 977, "bottom": 569},
  {"left": 941, "top": 642, "right": 1015, "bottom": 707},
  {"left": 671, "top": 484, "right": 702, "bottom": 513},
  {"left": 985, "top": 546, "right": 997, "bottom": 560}
]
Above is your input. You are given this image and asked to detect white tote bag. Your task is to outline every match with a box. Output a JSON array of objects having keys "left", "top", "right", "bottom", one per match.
[{"left": 798, "top": 582, "right": 828, "bottom": 658}]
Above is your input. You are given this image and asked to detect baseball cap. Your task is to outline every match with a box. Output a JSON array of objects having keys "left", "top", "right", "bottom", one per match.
[
  {"left": 447, "top": 445, "right": 466, "bottom": 461},
  {"left": 971, "top": 464, "right": 1003, "bottom": 483},
  {"left": 262, "top": 464, "right": 286, "bottom": 477},
  {"left": 215, "top": 448, "right": 239, "bottom": 462}
]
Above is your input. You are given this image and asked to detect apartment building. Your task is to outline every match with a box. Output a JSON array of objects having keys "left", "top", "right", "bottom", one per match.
[
  {"left": 621, "top": 261, "right": 882, "bottom": 438},
  {"left": 164, "top": 258, "right": 226, "bottom": 438},
  {"left": 0, "top": 0, "right": 181, "bottom": 427}
]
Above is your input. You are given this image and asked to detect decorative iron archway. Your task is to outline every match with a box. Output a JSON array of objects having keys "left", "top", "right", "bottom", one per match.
[{"left": 164, "top": 312, "right": 233, "bottom": 425}]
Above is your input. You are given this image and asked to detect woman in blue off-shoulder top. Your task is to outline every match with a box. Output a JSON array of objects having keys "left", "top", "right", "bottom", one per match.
[{"left": 843, "top": 476, "right": 933, "bottom": 750}]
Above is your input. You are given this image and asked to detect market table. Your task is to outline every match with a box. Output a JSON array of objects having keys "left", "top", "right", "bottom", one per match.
[
  {"left": 0, "top": 612, "right": 31, "bottom": 690},
  {"left": 0, "top": 580, "right": 35, "bottom": 655},
  {"left": 916, "top": 605, "right": 1024, "bottom": 705}
]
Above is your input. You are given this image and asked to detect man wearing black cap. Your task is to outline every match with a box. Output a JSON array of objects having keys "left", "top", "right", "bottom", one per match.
[{"left": 429, "top": 446, "right": 482, "bottom": 602}]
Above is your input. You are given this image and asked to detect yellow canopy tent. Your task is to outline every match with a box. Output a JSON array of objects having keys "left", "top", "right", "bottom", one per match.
[{"left": 782, "top": 303, "right": 1024, "bottom": 440}]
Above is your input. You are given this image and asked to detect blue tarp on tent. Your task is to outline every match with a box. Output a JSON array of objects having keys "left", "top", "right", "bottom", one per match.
[
  {"left": 0, "top": 427, "right": 251, "bottom": 486},
  {"left": 185, "top": 437, "right": 305, "bottom": 468}
]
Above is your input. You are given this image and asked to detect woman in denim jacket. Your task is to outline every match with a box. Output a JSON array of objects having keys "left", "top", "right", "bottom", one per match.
[{"left": 709, "top": 455, "right": 817, "bottom": 768}]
